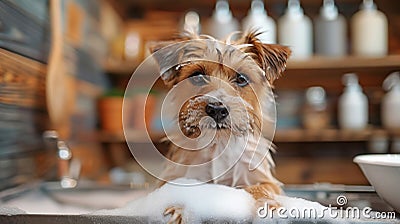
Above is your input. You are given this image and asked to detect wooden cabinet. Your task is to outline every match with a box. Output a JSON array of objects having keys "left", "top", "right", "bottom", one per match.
[
  {"left": 100, "top": 0, "right": 400, "bottom": 184},
  {"left": 101, "top": 55, "right": 400, "bottom": 185}
]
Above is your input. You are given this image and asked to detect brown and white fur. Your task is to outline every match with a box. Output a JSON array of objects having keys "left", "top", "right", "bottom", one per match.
[{"left": 150, "top": 31, "right": 291, "bottom": 223}]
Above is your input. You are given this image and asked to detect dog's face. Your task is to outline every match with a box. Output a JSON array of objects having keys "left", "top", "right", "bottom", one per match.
[
  {"left": 172, "top": 60, "right": 265, "bottom": 139},
  {"left": 151, "top": 32, "right": 290, "bottom": 143}
]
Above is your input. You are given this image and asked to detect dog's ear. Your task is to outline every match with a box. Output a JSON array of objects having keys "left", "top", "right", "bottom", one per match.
[
  {"left": 148, "top": 40, "right": 176, "bottom": 55},
  {"left": 148, "top": 40, "right": 182, "bottom": 86},
  {"left": 148, "top": 33, "right": 197, "bottom": 86},
  {"left": 237, "top": 32, "right": 291, "bottom": 84}
]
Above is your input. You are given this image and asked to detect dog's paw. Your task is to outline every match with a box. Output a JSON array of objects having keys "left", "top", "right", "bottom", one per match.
[
  {"left": 255, "top": 197, "right": 281, "bottom": 211},
  {"left": 164, "top": 206, "right": 184, "bottom": 224}
]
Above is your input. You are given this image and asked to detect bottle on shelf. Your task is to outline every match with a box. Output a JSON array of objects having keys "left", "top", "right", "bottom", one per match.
[
  {"left": 315, "top": 0, "right": 347, "bottom": 57},
  {"left": 302, "top": 86, "right": 330, "bottom": 130},
  {"left": 278, "top": 0, "right": 313, "bottom": 60},
  {"left": 181, "top": 11, "right": 201, "bottom": 34},
  {"left": 338, "top": 73, "right": 369, "bottom": 130},
  {"left": 391, "top": 137, "right": 400, "bottom": 153},
  {"left": 382, "top": 71, "right": 400, "bottom": 130},
  {"left": 351, "top": 0, "right": 388, "bottom": 57},
  {"left": 242, "top": 0, "right": 276, "bottom": 44},
  {"left": 203, "top": 0, "right": 239, "bottom": 40}
]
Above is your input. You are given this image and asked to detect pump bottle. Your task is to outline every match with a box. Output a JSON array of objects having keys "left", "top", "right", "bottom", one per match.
[
  {"left": 315, "top": 0, "right": 347, "bottom": 57},
  {"left": 351, "top": 0, "right": 388, "bottom": 57},
  {"left": 338, "top": 73, "right": 368, "bottom": 130},
  {"left": 204, "top": 0, "right": 239, "bottom": 40},
  {"left": 242, "top": 0, "right": 276, "bottom": 44},
  {"left": 278, "top": 0, "right": 313, "bottom": 59},
  {"left": 382, "top": 72, "right": 400, "bottom": 129}
]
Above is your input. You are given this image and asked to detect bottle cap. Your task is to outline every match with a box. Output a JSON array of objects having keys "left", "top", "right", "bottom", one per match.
[
  {"left": 183, "top": 11, "right": 200, "bottom": 34},
  {"left": 342, "top": 73, "right": 362, "bottom": 92},
  {"left": 360, "top": 0, "right": 377, "bottom": 10},
  {"left": 306, "top": 86, "right": 327, "bottom": 108},
  {"left": 249, "top": 0, "right": 267, "bottom": 15},
  {"left": 383, "top": 71, "right": 400, "bottom": 91},
  {"left": 320, "top": 0, "right": 339, "bottom": 20},
  {"left": 213, "top": 0, "right": 233, "bottom": 23},
  {"left": 286, "top": 0, "right": 304, "bottom": 19}
]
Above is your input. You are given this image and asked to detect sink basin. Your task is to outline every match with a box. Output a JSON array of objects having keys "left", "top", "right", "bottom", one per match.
[
  {"left": 1, "top": 181, "right": 398, "bottom": 223},
  {"left": 0, "top": 181, "right": 149, "bottom": 215},
  {"left": 354, "top": 154, "right": 400, "bottom": 212}
]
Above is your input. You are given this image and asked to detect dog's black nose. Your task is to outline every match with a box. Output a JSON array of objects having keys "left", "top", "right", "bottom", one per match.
[{"left": 205, "top": 103, "right": 229, "bottom": 123}]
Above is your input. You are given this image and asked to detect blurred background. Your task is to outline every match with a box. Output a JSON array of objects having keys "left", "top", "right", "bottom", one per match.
[{"left": 1, "top": 0, "right": 400, "bottom": 197}]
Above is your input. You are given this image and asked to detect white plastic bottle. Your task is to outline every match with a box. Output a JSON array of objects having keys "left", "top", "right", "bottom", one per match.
[
  {"left": 278, "top": 0, "right": 313, "bottom": 59},
  {"left": 181, "top": 11, "right": 201, "bottom": 34},
  {"left": 338, "top": 73, "right": 369, "bottom": 130},
  {"left": 204, "top": 0, "right": 239, "bottom": 40},
  {"left": 315, "top": 0, "right": 347, "bottom": 57},
  {"left": 242, "top": 0, "right": 276, "bottom": 43},
  {"left": 382, "top": 72, "right": 400, "bottom": 129},
  {"left": 351, "top": 0, "right": 388, "bottom": 57}
]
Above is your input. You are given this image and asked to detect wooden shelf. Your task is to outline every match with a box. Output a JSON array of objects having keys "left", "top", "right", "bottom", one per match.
[
  {"left": 274, "top": 128, "right": 389, "bottom": 143},
  {"left": 103, "top": 59, "right": 139, "bottom": 75},
  {"left": 97, "top": 128, "right": 400, "bottom": 144},
  {"left": 104, "top": 55, "right": 400, "bottom": 75},
  {"left": 286, "top": 55, "right": 400, "bottom": 70},
  {"left": 97, "top": 129, "right": 164, "bottom": 143}
]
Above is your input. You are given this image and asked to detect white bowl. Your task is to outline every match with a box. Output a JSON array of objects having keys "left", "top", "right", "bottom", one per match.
[{"left": 354, "top": 154, "right": 400, "bottom": 212}]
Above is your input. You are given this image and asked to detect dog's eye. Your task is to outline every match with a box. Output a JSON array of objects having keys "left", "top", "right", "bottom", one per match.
[
  {"left": 235, "top": 73, "right": 249, "bottom": 87},
  {"left": 189, "top": 72, "right": 208, "bottom": 86}
]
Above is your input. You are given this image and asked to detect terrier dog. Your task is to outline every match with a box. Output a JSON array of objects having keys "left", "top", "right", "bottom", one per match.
[{"left": 150, "top": 31, "right": 291, "bottom": 223}]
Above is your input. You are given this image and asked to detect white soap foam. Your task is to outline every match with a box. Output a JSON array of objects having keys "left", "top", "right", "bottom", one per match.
[
  {"left": 0, "top": 206, "right": 26, "bottom": 215},
  {"left": 94, "top": 178, "right": 348, "bottom": 223},
  {"left": 94, "top": 178, "right": 255, "bottom": 223},
  {"left": 2, "top": 188, "right": 148, "bottom": 215}
]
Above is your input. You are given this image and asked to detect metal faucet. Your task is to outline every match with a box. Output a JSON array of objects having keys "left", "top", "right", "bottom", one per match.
[{"left": 43, "top": 130, "right": 81, "bottom": 188}]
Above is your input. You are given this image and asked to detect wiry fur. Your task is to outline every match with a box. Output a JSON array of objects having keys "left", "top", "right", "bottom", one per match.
[{"left": 150, "top": 31, "right": 291, "bottom": 223}]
